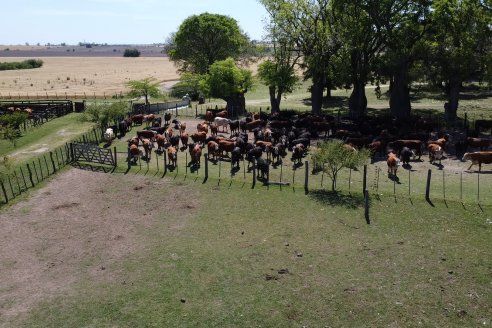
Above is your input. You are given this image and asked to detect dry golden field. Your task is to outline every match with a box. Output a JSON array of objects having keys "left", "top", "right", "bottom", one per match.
[{"left": 0, "top": 57, "right": 180, "bottom": 98}]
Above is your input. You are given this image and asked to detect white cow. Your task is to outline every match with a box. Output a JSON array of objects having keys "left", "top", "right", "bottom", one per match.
[
  {"left": 214, "top": 117, "right": 230, "bottom": 133},
  {"left": 104, "top": 128, "right": 115, "bottom": 144}
]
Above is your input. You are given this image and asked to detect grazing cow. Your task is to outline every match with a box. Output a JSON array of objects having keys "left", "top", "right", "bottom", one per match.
[
  {"left": 179, "top": 122, "right": 186, "bottom": 134},
  {"left": 131, "top": 114, "right": 144, "bottom": 126},
  {"left": 247, "top": 146, "right": 263, "bottom": 168},
  {"left": 164, "top": 127, "right": 173, "bottom": 141},
  {"left": 427, "top": 144, "right": 444, "bottom": 165},
  {"left": 128, "top": 137, "right": 139, "bottom": 147},
  {"left": 143, "top": 114, "right": 155, "bottom": 127},
  {"left": 231, "top": 146, "right": 242, "bottom": 168},
  {"left": 462, "top": 152, "right": 492, "bottom": 171},
  {"left": 387, "top": 152, "right": 401, "bottom": 177},
  {"left": 427, "top": 137, "right": 448, "bottom": 151},
  {"left": 167, "top": 146, "right": 177, "bottom": 167},
  {"left": 128, "top": 144, "right": 141, "bottom": 164},
  {"left": 164, "top": 112, "right": 172, "bottom": 125},
  {"left": 466, "top": 137, "right": 491, "bottom": 151},
  {"left": 214, "top": 117, "right": 230, "bottom": 133},
  {"left": 104, "top": 128, "right": 115, "bottom": 144},
  {"left": 155, "top": 134, "right": 167, "bottom": 152},
  {"left": 292, "top": 143, "right": 305, "bottom": 165},
  {"left": 400, "top": 147, "right": 415, "bottom": 166},
  {"left": 197, "top": 122, "right": 209, "bottom": 134},
  {"left": 256, "top": 157, "right": 269, "bottom": 180},
  {"left": 246, "top": 120, "right": 265, "bottom": 132},
  {"left": 136, "top": 130, "right": 156, "bottom": 142},
  {"left": 142, "top": 138, "right": 153, "bottom": 161},
  {"left": 205, "top": 111, "right": 214, "bottom": 123},
  {"left": 388, "top": 140, "right": 423, "bottom": 159},
  {"left": 218, "top": 140, "right": 236, "bottom": 157},
  {"left": 118, "top": 120, "right": 128, "bottom": 137},
  {"left": 189, "top": 143, "right": 202, "bottom": 166},
  {"left": 368, "top": 140, "right": 385, "bottom": 158},
  {"left": 255, "top": 140, "right": 273, "bottom": 151},
  {"left": 216, "top": 110, "right": 228, "bottom": 118},
  {"left": 180, "top": 132, "right": 189, "bottom": 150},
  {"left": 169, "top": 135, "right": 180, "bottom": 149},
  {"left": 229, "top": 120, "right": 240, "bottom": 134},
  {"left": 272, "top": 143, "right": 287, "bottom": 163},
  {"left": 207, "top": 141, "right": 220, "bottom": 161},
  {"left": 210, "top": 123, "right": 218, "bottom": 136},
  {"left": 191, "top": 131, "right": 207, "bottom": 144},
  {"left": 152, "top": 117, "right": 162, "bottom": 127}
]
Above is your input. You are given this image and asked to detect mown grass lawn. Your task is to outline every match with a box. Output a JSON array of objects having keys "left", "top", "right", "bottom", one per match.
[{"left": 19, "top": 175, "right": 491, "bottom": 327}]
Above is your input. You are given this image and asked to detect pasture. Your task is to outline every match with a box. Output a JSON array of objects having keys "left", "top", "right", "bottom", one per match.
[{"left": 0, "top": 168, "right": 490, "bottom": 327}]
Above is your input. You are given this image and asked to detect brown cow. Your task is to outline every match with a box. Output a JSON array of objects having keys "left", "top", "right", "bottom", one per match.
[
  {"left": 189, "top": 144, "right": 202, "bottom": 165},
  {"left": 207, "top": 141, "right": 220, "bottom": 161},
  {"left": 387, "top": 152, "right": 400, "bottom": 176},
  {"left": 246, "top": 120, "right": 265, "bottom": 131},
  {"left": 191, "top": 131, "right": 207, "bottom": 144},
  {"left": 131, "top": 114, "right": 144, "bottom": 125},
  {"left": 164, "top": 112, "right": 172, "bottom": 125},
  {"left": 155, "top": 134, "right": 167, "bottom": 152},
  {"left": 388, "top": 140, "right": 423, "bottom": 159},
  {"left": 179, "top": 122, "right": 187, "bottom": 134},
  {"left": 128, "top": 144, "right": 141, "bottom": 163},
  {"left": 142, "top": 138, "right": 153, "bottom": 161},
  {"left": 167, "top": 146, "right": 177, "bottom": 167},
  {"left": 427, "top": 144, "right": 444, "bottom": 165},
  {"left": 292, "top": 143, "right": 305, "bottom": 165},
  {"left": 136, "top": 130, "right": 156, "bottom": 142},
  {"left": 180, "top": 132, "right": 189, "bottom": 150},
  {"left": 218, "top": 140, "right": 236, "bottom": 157},
  {"left": 462, "top": 152, "right": 492, "bottom": 171},
  {"left": 197, "top": 122, "right": 209, "bottom": 134},
  {"left": 210, "top": 123, "right": 218, "bottom": 136},
  {"left": 216, "top": 110, "right": 228, "bottom": 118},
  {"left": 466, "top": 137, "right": 491, "bottom": 151},
  {"left": 143, "top": 114, "right": 155, "bottom": 127},
  {"left": 205, "top": 111, "right": 214, "bottom": 123}
]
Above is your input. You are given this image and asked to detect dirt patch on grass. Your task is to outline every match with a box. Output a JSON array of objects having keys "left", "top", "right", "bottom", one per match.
[{"left": 0, "top": 168, "right": 199, "bottom": 326}]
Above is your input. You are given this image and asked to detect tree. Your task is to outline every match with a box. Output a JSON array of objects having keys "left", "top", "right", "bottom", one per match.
[
  {"left": 260, "top": 0, "right": 339, "bottom": 115},
  {"left": 426, "top": 0, "right": 492, "bottom": 121},
  {"left": 166, "top": 13, "right": 250, "bottom": 74},
  {"left": 126, "top": 77, "right": 161, "bottom": 105},
  {"left": 332, "top": 0, "right": 388, "bottom": 119},
  {"left": 170, "top": 72, "right": 204, "bottom": 101},
  {"left": 200, "top": 58, "right": 253, "bottom": 116},
  {"left": 84, "top": 101, "right": 129, "bottom": 128},
  {"left": 123, "top": 48, "right": 141, "bottom": 57},
  {"left": 381, "top": 0, "right": 431, "bottom": 119},
  {"left": 311, "top": 140, "right": 370, "bottom": 191}
]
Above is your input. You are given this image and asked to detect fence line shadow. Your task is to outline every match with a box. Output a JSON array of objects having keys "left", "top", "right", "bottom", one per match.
[{"left": 309, "top": 190, "right": 364, "bottom": 209}]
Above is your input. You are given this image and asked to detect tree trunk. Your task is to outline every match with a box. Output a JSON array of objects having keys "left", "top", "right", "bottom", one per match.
[
  {"left": 390, "top": 61, "right": 411, "bottom": 119},
  {"left": 445, "top": 79, "right": 460, "bottom": 122},
  {"left": 348, "top": 81, "right": 367, "bottom": 119},
  {"left": 269, "top": 86, "right": 280, "bottom": 114},
  {"left": 225, "top": 93, "right": 246, "bottom": 117},
  {"left": 311, "top": 81, "right": 324, "bottom": 116}
]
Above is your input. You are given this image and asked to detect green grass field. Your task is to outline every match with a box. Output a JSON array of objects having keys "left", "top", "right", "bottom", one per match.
[
  {"left": 0, "top": 83, "right": 491, "bottom": 327},
  {"left": 16, "top": 175, "right": 492, "bottom": 327}
]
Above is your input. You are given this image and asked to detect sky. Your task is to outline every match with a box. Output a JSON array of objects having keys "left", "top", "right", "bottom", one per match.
[{"left": 0, "top": 0, "right": 269, "bottom": 45}]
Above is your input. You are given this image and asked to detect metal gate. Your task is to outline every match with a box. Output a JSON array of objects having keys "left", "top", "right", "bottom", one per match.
[{"left": 71, "top": 143, "right": 115, "bottom": 166}]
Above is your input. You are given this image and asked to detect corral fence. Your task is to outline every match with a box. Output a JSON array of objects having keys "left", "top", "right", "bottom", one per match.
[
  {"left": 0, "top": 100, "right": 75, "bottom": 131},
  {"left": 131, "top": 100, "right": 191, "bottom": 114},
  {"left": 0, "top": 126, "right": 115, "bottom": 205}
]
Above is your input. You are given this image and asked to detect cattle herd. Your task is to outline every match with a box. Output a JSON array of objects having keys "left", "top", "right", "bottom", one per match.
[{"left": 106, "top": 109, "right": 492, "bottom": 178}]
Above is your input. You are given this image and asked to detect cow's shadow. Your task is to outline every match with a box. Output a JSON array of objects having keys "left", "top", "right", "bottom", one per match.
[
  {"left": 388, "top": 174, "right": 402, "bottom": 184},
  {"left": 230, "top": 166, "right": 240, "bottom": 176},
  {"left": 431, "top": 162, "right": 444, "bottom": 170}
]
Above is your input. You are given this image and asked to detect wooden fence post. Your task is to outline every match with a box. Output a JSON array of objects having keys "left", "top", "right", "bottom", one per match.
[
  {"left": 252, "top": 159, "right": 256, "bottom": 189},
  {"left": 477, "top": 171, "right": 480, "bottom": 203},
  {"left": 32, "top": 161, "right": 40, "bottom": 183},
  {"left": 363, "top": 164, "right": 367, "bottom": 192},
  {"left": 7, "top": 176, "right": 14, "bottom": 197},
  {"left": 70, "top": 143, "right": 74, "bottom": 163},
  {"left": 185, "top": 152, "right": 188, "bottom": 175},
  {"left": 364, "top": 190, "right": 370, "bottom": 224},
  {"left": 163, "top": 151, "right": 167, "bottom": 175},
  {"left": 204, "top": 153, "right": 208, "bottom": 182},
  {"left": 19, "top": 167, "right": 28, "bottom": 189},
  {"left": 113, "top": 147, "right": 117, "bottom": 168},
  {"left": 304, "top": 161, "right": 309, "bottom": 195},
  {"left": 50, "top": 151, "right": 56, "bottom": 173},
  {"left": 0, "top": 181, "right": 8, "bottom": 203},
  {"left": 425, "top": 169, "right": 432, "bottom": 201},
  {"left": 26, "top": 164, "right": 35, "bottom": 187}
]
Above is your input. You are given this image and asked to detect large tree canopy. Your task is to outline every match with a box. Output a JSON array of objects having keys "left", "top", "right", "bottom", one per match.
[
  {"left": 200, "top": 58, "right": 253, "bottom": 116},
  {"left": 166, "top": 13, "right": 250, "bottom": 74},
  {"left": 425, "top": 0, "right": 492, "bottom": 121}
]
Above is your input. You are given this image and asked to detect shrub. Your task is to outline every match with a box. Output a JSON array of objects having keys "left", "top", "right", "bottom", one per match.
[
  {"left": 0, "top": 59, "right": 43, "bottom": 71},
  {"left": 123, "top": 48, "right": 141, "bottom": 57}
]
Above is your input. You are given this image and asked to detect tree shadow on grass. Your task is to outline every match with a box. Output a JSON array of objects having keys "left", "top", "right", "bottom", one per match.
[{"left": 309, "top": 189, "right": 365, "bottom": 209}]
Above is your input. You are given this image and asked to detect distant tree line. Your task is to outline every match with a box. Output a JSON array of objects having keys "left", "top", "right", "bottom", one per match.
[{"left": 0, "top": 59, "right": 43, "bottom": 71}]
